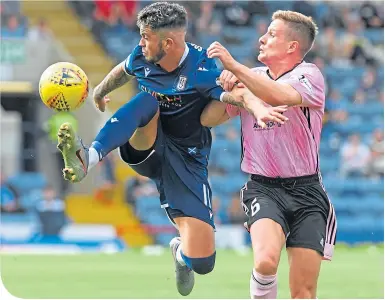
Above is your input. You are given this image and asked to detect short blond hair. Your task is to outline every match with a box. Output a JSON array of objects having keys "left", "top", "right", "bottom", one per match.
[{"left": 272, "top": 10, "right": 319, "bottom": 57}]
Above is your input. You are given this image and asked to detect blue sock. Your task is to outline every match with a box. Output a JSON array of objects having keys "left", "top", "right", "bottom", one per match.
[
  {"left": 180, "top": 250, "right": 193, "bottom": 269},
  {"left": 91, "top": 92, "right": 158, "bottom": 159},
  {"left": 184, "top": 252, "right": 216, "bottom": 274}
]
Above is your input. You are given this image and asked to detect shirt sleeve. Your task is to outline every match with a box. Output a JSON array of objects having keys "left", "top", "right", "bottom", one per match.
[
  {"left": 196, "top": 69, "right": 224, "bottom": 101},
  {"left": 124, "top": 54, "right": 134, "bottom": 76},
  {"left": 281, "top": 67, "right": 325, "bottom": 108}
]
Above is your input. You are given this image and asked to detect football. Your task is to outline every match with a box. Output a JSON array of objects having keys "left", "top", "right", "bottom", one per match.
[{"left": 39, "top": 62, "right": 89, "bottom": 111}]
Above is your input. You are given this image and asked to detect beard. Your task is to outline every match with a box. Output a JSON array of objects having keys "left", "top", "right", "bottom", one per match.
[{"left": 145, "top": 42, "right": 166, "bottom": 63}]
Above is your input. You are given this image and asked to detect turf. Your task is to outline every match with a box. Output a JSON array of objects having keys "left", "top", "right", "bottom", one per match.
[{"left": 1, "top": 245, "right": 383, "bottom": 299}]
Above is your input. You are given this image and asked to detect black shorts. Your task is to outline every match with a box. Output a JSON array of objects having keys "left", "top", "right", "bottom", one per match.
[
  {"left": 118, "top": 120, "right": 215, "bottom": 228},
  {"left": 241, "top": 174, "right": 337, "bottom": 260}
]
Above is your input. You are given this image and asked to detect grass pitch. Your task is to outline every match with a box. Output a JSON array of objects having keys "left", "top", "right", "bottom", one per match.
[{"left": 1, "top": 245, "right": 383, "bottom": 299}]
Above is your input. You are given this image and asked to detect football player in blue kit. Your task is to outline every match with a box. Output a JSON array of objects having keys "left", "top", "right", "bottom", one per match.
[{"left": 57, "top": 2, "right": 287, "bottom": 296}]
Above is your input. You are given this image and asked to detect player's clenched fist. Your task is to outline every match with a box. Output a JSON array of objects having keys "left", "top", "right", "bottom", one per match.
[
  {"left": 93, "top": 92, "right": 110, "bottom": 112},
  {"left": 207, "top": 42, "right": 237, "bottom": 70},
  {"left": 219, "top": 70, "right": 244, "bottom": 92}
]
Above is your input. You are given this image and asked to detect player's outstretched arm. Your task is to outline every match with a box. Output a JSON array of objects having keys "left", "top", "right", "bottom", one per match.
[
  {"left": 221, "top": 87, "right": 288, "bottom": 128},
  {"left": 92, "top": 61, "right": 135, "bottom": 112},
  {"left": 207, "top": 42, "right": 302, "bottom": 107},
  {"left": 227, "top": 62, "right": 301, "bottom": 107},
  {"left": 240, "top": 89, "right": 288, "bottom": 128},
  {"left": 200, "top": 101, "right": 230, "bottom": 127},
  {"left": 202, "top": 84, "right": 288, "bottom": 128}
]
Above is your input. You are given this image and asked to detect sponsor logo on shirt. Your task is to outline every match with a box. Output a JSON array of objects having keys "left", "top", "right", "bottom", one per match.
[
  {"left": 140, "top": 85, "right": 182, "bottom": 108},
  {"left": 298, "top": 75, "right": 313, "bottom": 94},
  {"left": 253, "top": 121, "right": 283, "bottom": 130}
]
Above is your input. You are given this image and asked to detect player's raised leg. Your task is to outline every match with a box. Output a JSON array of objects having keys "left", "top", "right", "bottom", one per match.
[
  {"left": 169, "top": 236, "right": 195, "bottom": 296},
  {"left": 57, "top": 123, "right": 89, "bottom": 182},
  {"left": 58, "top": 91, "right": 159, "bottom": 182},
  {"left": 129, "top": 110, "right": 159, "bottom": 152}
]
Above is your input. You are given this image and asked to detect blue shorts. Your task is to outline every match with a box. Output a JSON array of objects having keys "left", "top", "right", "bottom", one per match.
[{"left": 118, "top": 123, "right": 215, "bottom": 228}]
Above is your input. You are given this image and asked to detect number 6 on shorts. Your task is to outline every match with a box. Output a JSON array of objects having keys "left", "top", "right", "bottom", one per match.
[{"left": 251, "top": 198, "right": 260, "bottom": 217}]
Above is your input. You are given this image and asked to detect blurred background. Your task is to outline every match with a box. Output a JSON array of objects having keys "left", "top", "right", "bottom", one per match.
[{"left": 0, "top": 0, "right": 383, "bottom": 298}]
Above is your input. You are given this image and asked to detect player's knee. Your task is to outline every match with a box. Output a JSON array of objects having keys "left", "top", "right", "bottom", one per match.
[
  {"left": 291, "top": 286, "right": 315, "bottom": 299},
  {"left": 254, "top": 253, "right": 279, "bottom": 275},
  {"left": 290, "top": 276, "right": 316, "bottom": 299},
  {"left": 189, "top": 252, "right": 216, "bottom": 275}
]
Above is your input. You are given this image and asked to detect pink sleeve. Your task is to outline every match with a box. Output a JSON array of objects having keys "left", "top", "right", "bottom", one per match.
[
  {"left": 226, "top": 104, "right": 240, "bottom": 118},
  {"left": 282, "top": 67, "right": 325, "bottom": 108}
]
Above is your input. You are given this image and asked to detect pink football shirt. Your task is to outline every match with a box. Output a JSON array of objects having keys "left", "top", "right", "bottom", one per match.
[{"left": 226, "top": 62, "right": 325, "bottom": 178}]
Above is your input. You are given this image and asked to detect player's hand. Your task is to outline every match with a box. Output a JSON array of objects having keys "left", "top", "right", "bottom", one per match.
[
  {"left": 248, "top": 104, "right": 289, "bottom": 129},
  {"left": 207, "top": 41, "right": 237, "bottom": 71},
  {"left": 229, "top": 85, "right": 247, "bottom": 102},
  {"left": 220, "top": 70, "right": 240, "bottom": 92},
  {"left": 93, "top": 94, "right": 110, "bottom": 112}
]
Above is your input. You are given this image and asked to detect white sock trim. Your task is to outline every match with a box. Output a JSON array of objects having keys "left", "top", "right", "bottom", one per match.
[
  {"left": 88, "top": 147, "right": 100, "bottom": 172},
  {"left": 250, "top": 269, "right": 278, "bottom": 299},
  {"left": 252, "top": 269, "right": 277, "bottom": 289},
  {"left": 176, "top": 244, "right": 186, "bottom": 266}
]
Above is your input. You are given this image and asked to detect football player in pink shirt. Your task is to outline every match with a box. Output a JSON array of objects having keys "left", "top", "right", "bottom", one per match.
[{"left": 202, "top": 10, "right": 337, "bottom": 299}]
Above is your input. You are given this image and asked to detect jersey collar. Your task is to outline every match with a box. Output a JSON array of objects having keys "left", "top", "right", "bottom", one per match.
[
  {"left": 266, "top": 61, "right": 303, "bottom": 81},
  {"left": 178, "top": 43, "right": 189, "bottom": 66}
]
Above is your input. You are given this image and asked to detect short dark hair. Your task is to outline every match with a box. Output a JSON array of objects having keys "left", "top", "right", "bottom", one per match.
[
  {"left": 137, "top": 2, "right": 187, "bottom": 31},
  {"left": 272, "top": 10, "right": 319, "bottom": 57}
]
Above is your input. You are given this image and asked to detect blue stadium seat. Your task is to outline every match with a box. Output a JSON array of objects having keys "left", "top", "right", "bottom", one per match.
[
  {"left": 213, "top": 126, "right": 229, "bottom": 139},
  {"left": 223, "top": 26, "right": 259, "bottom": 45},
  {"left": 211, "top": 138, "right": 232, "bottom": 153},
  {"left": 149, "top": 211, "right": 170, "bottom": 225},
  {"left": 226, "top": 44, "right": 255, "bottom": 62},
  {"left": 321, "top": 177, "right": 382, "bottom": 197},
  {"left": 369, "top": 198, "right": 384, "bottom": 214},
  {"left": 156, "top": 233, "right": 175, "bottom": 246},
  {"left": 20, "top": 189, "right": 44, "bottom": 208},
  {"left": 324, "top": 66, "right": 365, "bottom": 80},
  {"left": 8, "top": 172, "right": 47, "bottom": 196},
  {"left": 141, "top": 210, "right": 175, "bottom": 246},
  {"left": 199, "top": 34, "right": 221, "bottom": 48},
  {"left": 363, "top": 28, "right": 384, "bottom": 44},
  {"left": 266, "top": 1, "right": 294, "bottom": 14},
  {"left": 331, "top": 197, "right": 350, "bottom": 213},
  {"left": 212, "top": 151, "right": 240, "bottom": 172},
  {"left": 361, "top": 180, "right": 384, "bottom": 194},
  {"left": 210, "top": 174, "right": 245, "bottom": 195},
  {"left": 346, "top": 103, "right": 384, "bottom": 116},
  {"left": 0, "top": 211, "right": 38, "bottom": 223},
  {"left": 229, "top": 118, "right": 241, "bottom": 128},
  {"left": 136, "top": 196, "right": 160, "bottom": 221},
  {"left": 250, "top": 15, "right": 271, "bottom": 27},
  {"left": 319, "top": 140, "right": 337, "bottom": 156}
]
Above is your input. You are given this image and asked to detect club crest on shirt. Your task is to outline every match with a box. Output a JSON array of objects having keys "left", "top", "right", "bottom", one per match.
[
  {"left": 298, "top": 75, "right": 313, "bottom": 94},
  {"left": 176, "top": 75, "right": 187, "bottom": 91}
]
